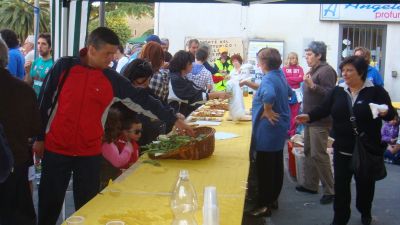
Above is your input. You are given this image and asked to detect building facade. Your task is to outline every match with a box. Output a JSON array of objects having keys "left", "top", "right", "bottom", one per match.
[{"left": 155, "top": 3, "right": 400, "bottom": 101}]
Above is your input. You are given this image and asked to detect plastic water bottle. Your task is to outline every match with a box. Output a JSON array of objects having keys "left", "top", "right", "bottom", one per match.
[{"left": 171, "top": 170, "right": 198, "bottom": 225}]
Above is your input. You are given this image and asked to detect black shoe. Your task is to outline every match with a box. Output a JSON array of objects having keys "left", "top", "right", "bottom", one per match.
[
  {"left": 320, "top": 195, "right": 334, "bottom": 204},
  {"left": 247, "top": 206, "right": 272, "bottom": 217},
  {"left": 361, "top": 215, "right": 372, "bottom": 225},
  {"left": 268, "top": 200, "right": 278, "bottom": 210},
  {"left": 295, "top": 185, "right": 318, "bottom": 194}
]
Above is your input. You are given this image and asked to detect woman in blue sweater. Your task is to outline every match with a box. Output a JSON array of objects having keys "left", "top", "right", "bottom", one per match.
[
  {"left": 247, "top": 48, "right": 291, "bottom": 217},
  {"left": 296, "top": 56, "right": 397, "bottom": 225}
]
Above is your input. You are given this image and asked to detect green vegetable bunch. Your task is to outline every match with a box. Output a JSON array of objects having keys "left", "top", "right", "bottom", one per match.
[{"left": 142, "top": 134, "right": 207, "bottom": 155}]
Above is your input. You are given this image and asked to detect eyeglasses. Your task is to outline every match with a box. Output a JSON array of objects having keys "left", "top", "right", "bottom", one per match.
[
  {"left": 127, "top": 129, "right": 143, "bottom": 135},
  {"left": 138, "top": 60, "right": 152, "bottom": 69}
]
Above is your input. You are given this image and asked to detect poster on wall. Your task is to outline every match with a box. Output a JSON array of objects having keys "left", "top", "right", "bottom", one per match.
[
  {"left": 247, "top": 40, "right": 284, "bottom": 65},
  {"left": 184, "top": 37, "right": 244, "bottom": 64}
]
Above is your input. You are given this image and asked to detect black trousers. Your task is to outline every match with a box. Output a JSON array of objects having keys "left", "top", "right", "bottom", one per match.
[
  {"left": 255, "top": 150, "right": 284, "bottom": 207},
  {"left": 0, "top": 162, "right": 37, "bottom": 225},
  {"left": 333, "top": 150, "right": 375, "bottom": 225},
  {"left": 38, "top": 151, "right": 101, "bottom": 225},
  {"left": 246, "top": 149, "right": 258, "bottom": 201}
]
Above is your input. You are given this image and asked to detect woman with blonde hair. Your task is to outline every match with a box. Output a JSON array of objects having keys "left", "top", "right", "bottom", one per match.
[{"left": 283, "top": 52, "right": 304, "bottom": 137}]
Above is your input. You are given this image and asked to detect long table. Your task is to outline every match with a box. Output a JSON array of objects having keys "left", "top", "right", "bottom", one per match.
[
  {"left": 63, "top": 97, "right": 252, "bottom": 225},
  {"left": 393, "top": 102, "right": 400, "bottom": 110}
]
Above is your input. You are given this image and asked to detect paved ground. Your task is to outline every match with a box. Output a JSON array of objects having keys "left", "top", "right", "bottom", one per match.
[{"left": 32, "top": 148, "right": 400, "bottom": 225}]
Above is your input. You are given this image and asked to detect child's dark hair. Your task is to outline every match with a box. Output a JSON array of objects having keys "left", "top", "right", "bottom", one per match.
[
  {"left": 122, "top": 58, "right": 153, "bottom": 83},
  {"left": 121, "top": 114, "right": 141, "bottom": 131},
  {"left": 103, "top": 106, "right": 122, "bottom": 143}
]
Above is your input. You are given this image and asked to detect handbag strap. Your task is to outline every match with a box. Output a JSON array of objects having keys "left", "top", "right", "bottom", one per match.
[
  {"left": 345, "top": 94, "right": 359, "bottom": 136},
  {"left": 49, "top": 57, "right": 74, "bottom": 117}
]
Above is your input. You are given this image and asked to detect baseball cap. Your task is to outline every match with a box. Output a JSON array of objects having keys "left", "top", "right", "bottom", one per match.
[{"left": 145, "top": 34, "right": 161, "bottom": 44}]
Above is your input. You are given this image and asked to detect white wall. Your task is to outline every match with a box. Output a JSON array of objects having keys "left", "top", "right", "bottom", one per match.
[
  {"left": 384, "top": 24, "right": 400, "bottom": 101},
  {"left": 156, "top": 3, "right": 399, "bottom": 101}
]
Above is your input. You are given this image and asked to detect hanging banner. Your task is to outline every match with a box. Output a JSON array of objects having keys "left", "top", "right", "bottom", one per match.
[
  {"left": 320, "top": 4, "right": 400, "bottom": 22},
  {"left": 184, "top": 37, "right": 244, "bottom": 64}
]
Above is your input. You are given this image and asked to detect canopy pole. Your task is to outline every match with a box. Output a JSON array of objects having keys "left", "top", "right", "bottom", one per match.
[
  {"left": 99, "top": 2, "right": 105, "bottom": 27},
  {"left": 61, "top": 0, "right": 69, "bottom": 57}
]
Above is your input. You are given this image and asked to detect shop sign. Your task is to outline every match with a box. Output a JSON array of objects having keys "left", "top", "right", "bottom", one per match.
[{"left": 320, "top": 4, "right": 400, "bottom": 22}]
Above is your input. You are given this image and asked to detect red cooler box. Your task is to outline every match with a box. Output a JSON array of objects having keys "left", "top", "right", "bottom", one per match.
[{"left": 288, "top": 141, "right": 296, "bottom": 177}]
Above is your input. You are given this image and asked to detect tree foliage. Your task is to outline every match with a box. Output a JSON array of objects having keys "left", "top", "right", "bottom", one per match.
[
  {"left": 89, "top": 15, "right": 131, "bottom": 45},
  {"left": 90, "top": 2, "right": 154, "bottom": 21},
  {"left": 88, "top": 2, "right": 154, "bottom": 45},
  {"left": 0, "top": 0, "right": 50, "bottom": 42}
]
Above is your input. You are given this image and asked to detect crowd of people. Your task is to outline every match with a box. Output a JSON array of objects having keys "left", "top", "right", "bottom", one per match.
[
  {"left": 0, "top": 25, "right": 399, "bottom": 225},
  {"left": 244, "top": 40, "right": 398, "bottom": 225}
]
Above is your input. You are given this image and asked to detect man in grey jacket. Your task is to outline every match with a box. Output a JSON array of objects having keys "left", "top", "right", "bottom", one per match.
[{"left": 296, "top": 41, "right": 337, "bottom": 204}]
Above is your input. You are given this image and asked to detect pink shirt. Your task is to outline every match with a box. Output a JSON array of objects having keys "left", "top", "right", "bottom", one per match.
[
  {"left": 101, "top": 142, "right": 133, "bottom": 168},
  {"left": 283, "top": 65, "right": 304, "bottom": 89}
]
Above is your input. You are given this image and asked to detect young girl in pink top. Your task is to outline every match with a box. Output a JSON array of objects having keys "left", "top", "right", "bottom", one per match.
[
  {"left": 99, "top": 106, "right": 141, "bottom": 190},
  {"left": 283, "top": 52, "right": 304, "bottom": 137}
]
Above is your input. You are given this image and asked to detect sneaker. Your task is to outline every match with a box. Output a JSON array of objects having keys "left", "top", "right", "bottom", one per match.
[
  {"left": 295, "top": 185, "right": 318, "bottom": 194},
  {"left": 247, "top": 206, "right": 272, "bottom": 217},
  {"left": 320, "top": 195, "right": 334, "bottom": 204}
]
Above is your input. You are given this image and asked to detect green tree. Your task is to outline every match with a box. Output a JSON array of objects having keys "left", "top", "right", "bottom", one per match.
[
  {"left": 88, "top": 2, "right": 154, "bottom": 45},
  {"left": 106, "top": 15, "right": 131, "bottom": 45},
  {"left": 90, "top": 2, "right": 154, "bottom": 21},
  {"left": 0, "top": 0, "right": 50, "bottom": 42}
]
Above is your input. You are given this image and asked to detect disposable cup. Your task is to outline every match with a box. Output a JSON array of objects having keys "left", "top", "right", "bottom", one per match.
[
  {"left": 106, "top": 221, "right": 125, "bottom": 225},
  {"left": 203, "top": 205, "right": 219, "bottom": 225},
  {"left": 203, "top": 186, "right": 218, "bottom": 207},
  {"left": 66, "top": 216, "right": 84, "bottom": 225}
]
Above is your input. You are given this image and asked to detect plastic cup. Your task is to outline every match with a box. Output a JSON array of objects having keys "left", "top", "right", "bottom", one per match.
[
  {"left": 203, "top": 186, "right": 218, "bottom": 207},
  {"left": 106, "top": 221, "right": 125, "bottom": 225},
  {"left": 66, "top": 216, "right": 84, "bottom": 225},
  {"left": 203, "top": 205, "right": 219, "bottom": 225}
]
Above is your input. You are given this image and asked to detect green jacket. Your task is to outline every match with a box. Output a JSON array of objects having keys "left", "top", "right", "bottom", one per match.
[{"left": 213, "top": 58, "right": 233, "bottom": 91}]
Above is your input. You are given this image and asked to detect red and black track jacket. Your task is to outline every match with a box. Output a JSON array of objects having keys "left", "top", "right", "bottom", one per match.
[{"left": 37, "top": 56, "right": 177, "bottom": 157}]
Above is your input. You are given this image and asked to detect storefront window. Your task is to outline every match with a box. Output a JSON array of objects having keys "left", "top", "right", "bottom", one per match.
[{"left": 339, "top": 24, "right": 386, "bottom": 76}]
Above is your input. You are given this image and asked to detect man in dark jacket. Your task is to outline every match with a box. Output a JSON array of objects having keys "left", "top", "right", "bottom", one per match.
[
  {"left": 0, "top": 36, "right": 41, "bottom": 225},
  {"left": 295, "top": 41, "right": 337, "bottom": 205},
  {"left": 33, "top": 27, "right": 193, "bottom": 225}
]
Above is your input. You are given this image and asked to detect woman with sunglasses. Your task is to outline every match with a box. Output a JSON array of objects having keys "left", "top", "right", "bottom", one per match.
[
  {"left": 99, "top": 109, "right": 142, "bottom": 190},
  {"left": 123, "top": 58, "right": 171, "bottom": 144}
]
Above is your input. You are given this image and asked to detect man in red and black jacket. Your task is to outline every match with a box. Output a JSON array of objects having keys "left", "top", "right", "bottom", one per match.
[{"left": 33, "top": 27, "right": 193, "bottom": 225}]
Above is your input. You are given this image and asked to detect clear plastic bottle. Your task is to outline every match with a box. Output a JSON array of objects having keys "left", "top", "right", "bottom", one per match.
[{"left": 171, "top": 170, "right": 198, "bottom": 225}]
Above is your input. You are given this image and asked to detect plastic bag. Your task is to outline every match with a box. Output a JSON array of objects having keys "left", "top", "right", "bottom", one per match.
[{"left": 226, "top": 79, "right": 246, "bottom": 121}]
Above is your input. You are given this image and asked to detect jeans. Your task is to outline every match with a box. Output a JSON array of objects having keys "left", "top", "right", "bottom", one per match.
[{"left": 38, "top": 151, "right": 101, "bottom": 225}]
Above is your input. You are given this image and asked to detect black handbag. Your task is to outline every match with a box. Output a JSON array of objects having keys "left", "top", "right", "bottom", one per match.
[{"left": 345, "top": 95, "right": 387, "bottom": 181}]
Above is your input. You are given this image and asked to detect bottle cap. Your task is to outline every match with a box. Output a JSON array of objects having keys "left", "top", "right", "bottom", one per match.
[{"left": 179, "top": 169, "right": 189, "bottom": 179}]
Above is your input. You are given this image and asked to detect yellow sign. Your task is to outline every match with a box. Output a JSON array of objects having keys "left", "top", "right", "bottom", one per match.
[{"left": 185, "top": 37, "right": 244, "bottom": 64}]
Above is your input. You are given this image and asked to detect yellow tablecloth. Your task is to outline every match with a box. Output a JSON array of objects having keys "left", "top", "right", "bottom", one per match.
[
  {"left": 63, "top": 97, "right": 253, "bottom": 225},
  {"left": 393, "top": 102, "right": 400, "bottom": 110}
]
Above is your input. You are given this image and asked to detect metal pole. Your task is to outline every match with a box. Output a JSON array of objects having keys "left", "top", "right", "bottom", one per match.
[
  {"left": 99, "top": 2, "right": 105, "bottom": 27},
  {"left": 33, "top": 0, "right": 40, "bottom": 60},
  {"left": 61, "top": 0, "right": 69, "bottom": 57}
]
